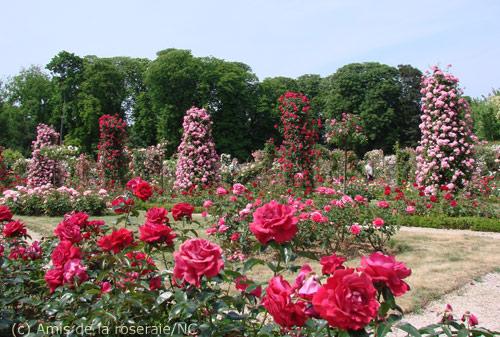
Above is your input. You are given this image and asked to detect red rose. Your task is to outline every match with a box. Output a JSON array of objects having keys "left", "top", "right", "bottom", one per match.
[
  {"left": 2, "top": 219, "right": 27, "bottom": 238},
  {"left": 125, "top": 177, "right": 142, "bottom": 191},
  {"left": 54, "top": 220, "right": 82, "bottom": 244},
  {"left": 171, "top": 203, "right": 195, "bottom": 221},
  {"left": 430, "top": 195, "right": 438, "bottom": 202},
  {"left": 66, "top": 212, "right": 89, "bottom": 227},
  {"left": 139, "top": 223, "right": 176, "bottom": 245},
  {"left": 320, "top": 254, "right": 346, "bottom": 275},
  {"left": 262, "top": 275, "right": 308, "bottom": 329},
  {"left": 149, "top": 276, "right": 162, "bottom": 291},
  {"left": 312, "top": 268, "right": 379, "bottom": 331},
  {"left": 44, "top": 267, "right": 64, "bottom": 293},
  {"left": 97, "top": 228, "right": 135, "bottom": 254},
  {"left": 0, "top": 206, "right": 13, "bottom": 222},
  {"left": 360, "top": 251, "right": 411, "bottom": 296},
  {"left": 450, "top": 199, "right": 457, "bottom": 207},
  {"left": 249, "top": 200, "right": 298, "bottom": 244},
  {"left": 134, "top": 180, "right": 153, "bottom": 201},
  {"left": 52, "top": 241, "right": 82, "bottom": 267},
  {"left": 111, "top": 196, "right": 135, "bottom": 214},
  {"left": 173, "top": 238, "right": 224, "bottom": 287},
  {"left": 235, "top": 276, "right": 262, "bottom": 297},
  {"left": 145, "top": 207, "right": 168, "bottom": 225}
]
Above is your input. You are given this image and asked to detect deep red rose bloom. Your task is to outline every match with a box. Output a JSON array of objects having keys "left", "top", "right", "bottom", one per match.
[
  {"left": 134, "top": 180, "right": 153, "bottom": 201},
  {"left": 2, "top": 219, "right": 27, "bottom": 238},
  {"left": 320, "top": 254, "right": 346, "bottom": 275},
  {"left": 125, "top": 177, "right": 142, "bottom": 191},
  {"left": 149, "top": 276, "right": 162, "bottom": 291},
  {"left": 360, "top": 251, "right": 411, "bottom": 296},
  {"left": 97, "top": 228, "right": 135, "bottom": 254},
  {"left": 171, "top": 203, "right": 195, "bottom": 221},
  {"left": 449, "top": 199, "right": 457, "bottom": 207},
  {"left": 249, "top": 200, "right": 298, "bottom": 244},
  {"left": 145, "top": 207, "right": 169, "bottom": 225},
  {"left": 44, "top": 267, "right": 64, "bottom": 293},
  {"left": 67, "top": 212, "right": 89, "bottom": 227},
  {"left": 173, "top": 238, "right": 223, "bottom": 287},
  {"left": 430, "top": 195, "right": 438, "bottom": 202},
  {"left": 444, "top": 193, "right": 453, "bottom": 200},
  {"left": 262, "top": 275, "right": 308, "bottom": 329},
  {"left": 52, "top": 241, "right": 82, "bottom": 267},
  {"left": 312, "top": 268, "right": 379, "bottom": 331},
  {"left": 111, "top": 196, "right": 135, "bottom": 214},
  {"left": 139, "top": 223, "right": 176, "bottom": 245},
  {"left": 235, "top": 276, "right": 262, "bottom": 297},
  {"left": 0, "top": 206, "right": 13, "bottom": 222},
  {"left": 54, "top": 220, "right": 82, "bottom": 244}
]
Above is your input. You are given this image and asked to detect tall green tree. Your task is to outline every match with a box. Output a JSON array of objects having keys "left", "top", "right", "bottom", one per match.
[
  {"left": 470, "top": 91, "right": 500, "bottom": 141},
  {"left": 110, "top": 57, "right": 153, "bottom": 147},
  {"left": 297, "top": 74, "right": 324, "bottom": 115},
  {"left": 68, "top": 56, "right": 126, "bottom": 154},
  {"left": 46, "top": 51, "right": 85, "bottom": 145},
  {"left": 145, "top": 49, "right": 202, "bottom": 156},
  {"left": 2, "top": 66, "right": 55, "bottom": 154},
  {"left": 253, "top": 77, "right": 299, "bottom": 149},
  {"left": 322, "top": 62, "right": 404, "bottom": 154},
  {"left": 397, "top": 64, "right": 423, "bottom": 147},
  {"left": 199, "top": 57, "right": 258, "bottom": 160}
]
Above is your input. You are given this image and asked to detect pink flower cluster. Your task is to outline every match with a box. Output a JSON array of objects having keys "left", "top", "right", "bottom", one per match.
[
  {"left": 415, "top": 66, "right": 479, "bottom": 192},
  {"left": 97, "top": 114, "right": 129, "bottom": 185},
  {"left": 27, "top": 124, "right": 62, "bottom": 187},
  {"left": 174, "top": 107, "right": 220, "bottom": 191}
]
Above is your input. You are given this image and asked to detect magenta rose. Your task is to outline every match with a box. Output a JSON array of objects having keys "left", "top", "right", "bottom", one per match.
[
  {"left": 360, "top": 251, "right": 411, "bottom": 296},
  {"left": 125, "top": 177, "right": 142, "bottom": 191},
  {"left": 372, "top": 218, "right": 385, "bottom": 228},
  {"left": 173, "top": 238, "right": 224, "bottom": 287},
  {"left": 0, "top": 205, "right": 13, "bottom": 222},
  {"left": 262, "top": 275, "right": 308, "bottom": 329},
  {"left": 97, "top": 228, "right": 135, "bottom": 254},
  {"left": 320, "top": 254, "right": 346, "bottom": 275},
  {"left": 2, "top": 219, "right": 27, "bottom": 238},
  {"left": 312, "top": 268, "right": 379, "bottom": 331},
  {"left": 139, "top": 223, "right": 176, "bottom": 245},
  {"left": 249, "top": 200, "right": 298, "bottom": 244},
  {"left": 63, "top": 259, "right": 88, "bottom": 284},
  {"left": 134, "top": 180, "right": 153, "bottom": 201},
  {"left": 145, "top": 207, "right": 169, "bottom": 225},
  {"left": 54, "top": 220, "right": 82, "bottom": 244},
  {"left": 52, "top": 240, "right": 82, "bottom": 267},
  {"left": 44, "top": 267, "right": 64, "bottom": 293},
  {"left": 171, "top": 203, "right": 195, "bottom": 221}
]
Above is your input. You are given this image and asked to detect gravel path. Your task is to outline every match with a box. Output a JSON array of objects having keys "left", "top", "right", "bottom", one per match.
[{"left": 394, "top": 226, "right": 500, "bottom": 334}]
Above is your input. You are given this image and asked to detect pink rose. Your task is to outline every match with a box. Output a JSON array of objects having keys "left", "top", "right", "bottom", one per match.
[
  {"left": 378, "top": 201, "right": 389, "bottom": 209},
  {"left": 312, "top": 268, "right": 379, "bottom": 331},
  {"left": 232, "top": 183, "right": 246, "bottom": 196},
  {"left": 360, "top": 251, "right": 411, "bottom": 296},
  {"left": 350, "top": 224, "right": 361, "bottom": 235},
  {"left": 173, "top": 238, "right": 224, "bottom": 287},
  {"left": 63, "top": 259, "right": 88, "bottom": 284},
  {"left": 145, "top": 207, "right": 169, "bottom": 225},
  {"left": 249, "top": 200, "right": 299, "bottom": 244},
  {"left": 372, "top": 218, "right": 385, "bottom": 228}
]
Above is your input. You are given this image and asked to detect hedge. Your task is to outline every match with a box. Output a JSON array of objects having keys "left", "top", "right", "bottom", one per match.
[{"left": 397, "top": 215, "right": 500, "bottom": 232}]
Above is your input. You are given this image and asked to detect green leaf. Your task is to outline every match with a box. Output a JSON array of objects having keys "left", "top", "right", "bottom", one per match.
[
  {"left": 442, "top": 325, "right": 453, "bottom": 337},
  {"left": 243, "top": 258, "right": 264, "bottom": 273},
  {"left": 382, "top": 286, "right": 396, "bottom": 309},
  {"left": 155, "top": 291, "right": 173, "bottom": 306},
  {"left": 252, "top": 242, "right": 262, "bottom": 253},
  {"left": 397, "top": 323, "right": 422, "bottom": 337},
  {"left": 221, "top": 269, "right": 242, "bottom": 278},
  {"left": 376, "top": 322, "right": 393, "bottom": 337},
  {"left": 266, "top": 261, "right": 277, "bottom": 273},
  {"left": 226, "top": 312, "right": 249, "bottom": 321},
  {"left": 297, "top": 250, "right": 319, "bottom": 261},
  {"left": 283, "top": 245, "right": 292, "bottom": 265},
  {"left": 457, "top": 328, "right": 469, "bottom": 337}
]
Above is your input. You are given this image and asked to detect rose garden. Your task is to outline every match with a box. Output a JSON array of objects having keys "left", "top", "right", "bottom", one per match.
[{"left": 1, "top": 66, "right": 499, "bottom": 336}]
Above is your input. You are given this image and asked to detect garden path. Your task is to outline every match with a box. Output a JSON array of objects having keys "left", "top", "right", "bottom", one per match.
[{"left": 393, "top": 226, "right": 500, "bottom": 334}]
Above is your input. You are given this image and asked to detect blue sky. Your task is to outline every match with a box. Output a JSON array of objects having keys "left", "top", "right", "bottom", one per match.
[{"left": 1, "top": 0, "right": 499, "bottom": 98}]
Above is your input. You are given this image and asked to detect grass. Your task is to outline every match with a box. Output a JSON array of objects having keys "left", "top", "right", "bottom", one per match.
[{"left": 18, "top": 213, "right": 500, "bottom": 314}]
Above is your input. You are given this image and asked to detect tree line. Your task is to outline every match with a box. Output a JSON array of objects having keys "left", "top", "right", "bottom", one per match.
[{"left": 0, "top": 48, "right": 432, "bottom": 160}]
